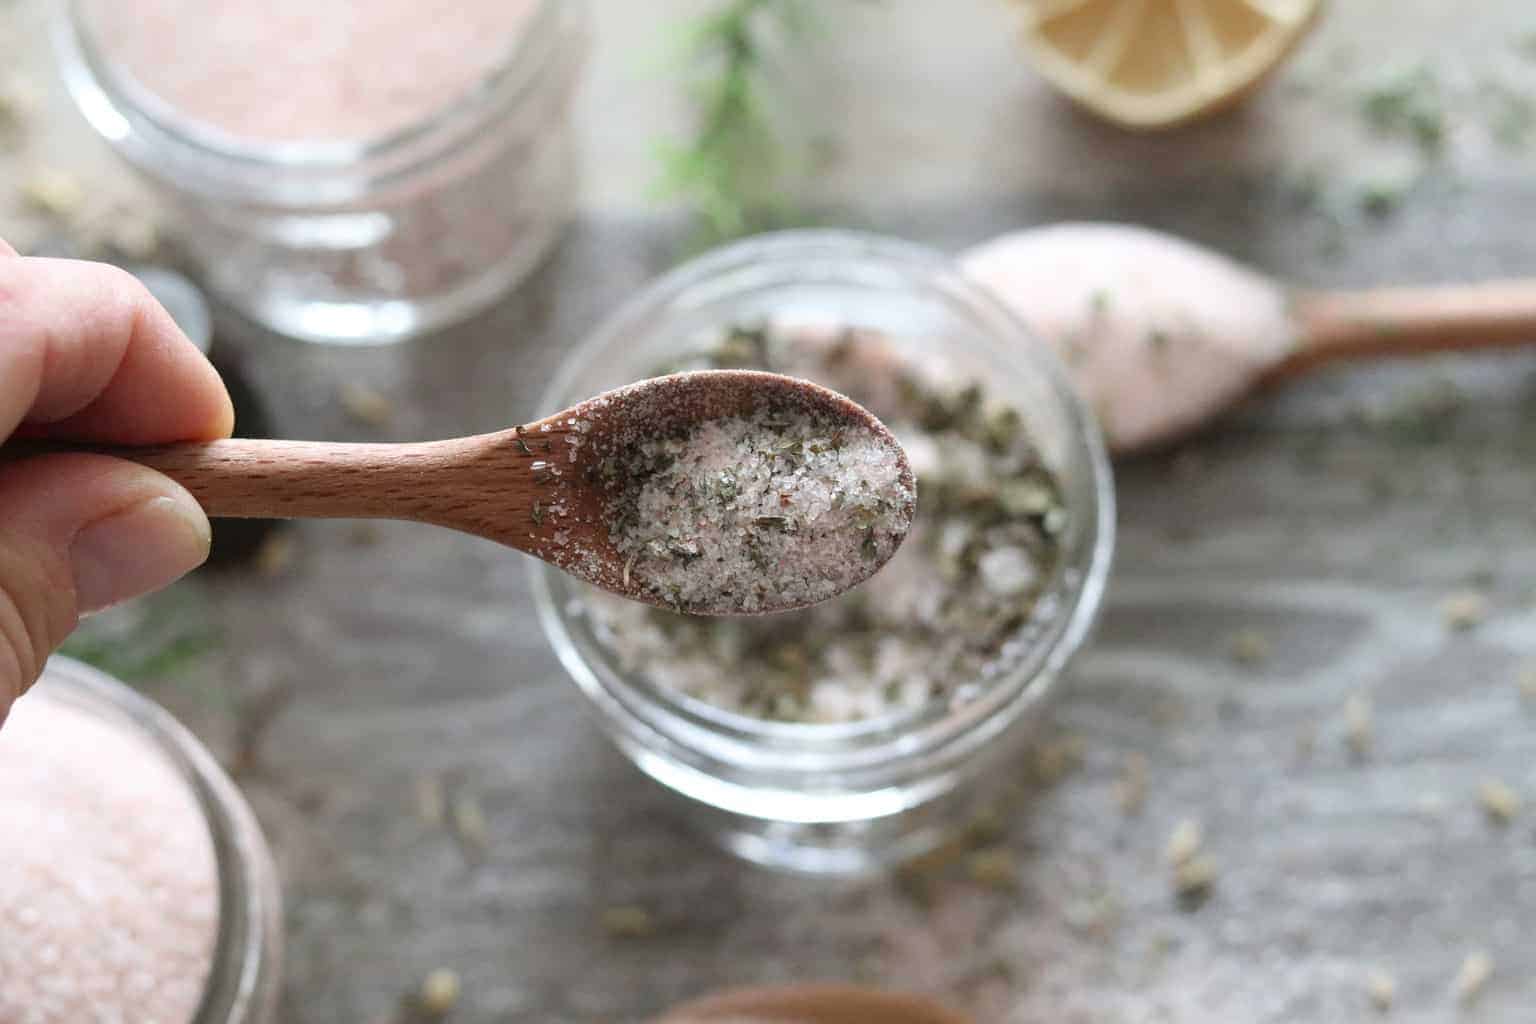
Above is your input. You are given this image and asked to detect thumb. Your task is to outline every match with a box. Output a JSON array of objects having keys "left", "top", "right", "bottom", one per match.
[{"left": 0, "top": 453, "right": 211, "bottom": 712}]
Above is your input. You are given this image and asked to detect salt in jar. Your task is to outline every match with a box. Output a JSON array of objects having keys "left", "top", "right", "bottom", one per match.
[
  {"left": 0, "top": 657, "right": 282, "bottom": 1023},
  {"left": 55, "top": 0, "right": 589, "bottom": 344},
  {"left": 533, "top": 231, "right": 1115, "bottom": 875}
]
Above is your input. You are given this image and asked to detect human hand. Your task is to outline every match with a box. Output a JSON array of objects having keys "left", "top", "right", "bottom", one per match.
[{"left": 0, "top": 237, "right": 232, "bottom": 723}]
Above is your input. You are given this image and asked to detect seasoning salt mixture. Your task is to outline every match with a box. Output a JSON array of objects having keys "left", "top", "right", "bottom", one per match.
[
  {"left": 0, "top": 691, "right": 219, "bottom": 1024},
  {"left": 583, "top": 325, "right": 1070, "bottom": 724},
  {"left": 602, "top": 403, "right": 913, "bottom": 615}
]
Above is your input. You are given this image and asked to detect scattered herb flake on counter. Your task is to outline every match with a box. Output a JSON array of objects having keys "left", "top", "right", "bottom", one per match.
[
  {"left": 337, "top": 381, "right": 394, "bottom": 428},
  {"left": 1478, "top": 778, "right": 1520, "bottom": 825},
  {"left": 965, "top": 847, "right": 1019, "bottom": 890},
  {"left": 1360, "top": 66, "right": 1445, "bottom": 154},
  {"left": 1358, "top": 178, "right": 1405, "bottom": 219},
  {"left": 1344, "top": 694, "right": 1374, "bottom": 759},
  {"left": 450, "top": 792, "right": 489, "bottom": 855},
  {"left": 1453, "top": 951, "right": 1494, "bottom": 1006},
  {"left": 1165, "top": 819, "right": 1203, "bottom": 867},
  {"left": 418, "top": 969, "right": 461, "bottom": 1016},
  {"left": 1366, "top": 969, "right": 1396, "bottom": 1012},
  {"left": 1173, "top": 855, "right": 1216, "bottom": 909},
  {"left": 583, "top": 325, "right": 1069, "bottom": 723},
  {"left": 1519, "top": 663, "right": 1536, "bottom": 703},
  {"left": 1162, "top": 816, "right": 1216, "bottom": 905},
  {"left": 600, "top": 905, "right": 658, "bottom": 939},
  {"left": 20, "top": 168, "right": 85, "bottom": 219},
  {"left": 414, "top": 775, "right": 446, "bottom": 826},
  {"left": 1113, "top": 753, "right": 1149, "bottom": 815},
  {"left": 600, "top": 404, "right": 913, "bottom": 615},
  {"left": 1439, "top": 589, "right": 1488, "bottom": 630},
  {"left": 1229, "top": 627, "right": 1270, "bottom": 665}
]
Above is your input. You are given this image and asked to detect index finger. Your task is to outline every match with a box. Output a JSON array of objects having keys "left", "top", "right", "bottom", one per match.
[{"left": 0, "top": 252, "right": 234, "bottom": 444}]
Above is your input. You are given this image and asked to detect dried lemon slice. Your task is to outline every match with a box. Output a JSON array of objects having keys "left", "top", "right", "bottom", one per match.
[{"left": 1016, "top": 0, "right": 1324, "bottom": 129}]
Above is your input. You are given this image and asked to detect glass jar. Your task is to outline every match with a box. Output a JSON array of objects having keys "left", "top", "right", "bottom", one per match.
[
  {"left": 4, "top": 657, "right": 282, "bottom": 1023},
  {"left": 54, "top": 0, "right": 588, "bottom": 345},
  {"left": 532, "top": 231, "right": 1115, "bottom": 875}
]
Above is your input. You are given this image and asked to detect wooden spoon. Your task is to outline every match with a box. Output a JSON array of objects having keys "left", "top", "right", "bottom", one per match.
[
  {"left": 960, "top": 222, "right": 1536, "bottom": 454},
  {"left": 654, "top": 983, "right": 971, "bottom": 1023},
  {"left": 12, "top": 370, "right": 915, "bottom": 616}
]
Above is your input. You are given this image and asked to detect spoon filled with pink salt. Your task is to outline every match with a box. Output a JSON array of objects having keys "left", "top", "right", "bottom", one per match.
[
  {"left": 961, "top": 222, "right": 1536, "bottom": 454},
  {"left": 8, "top": 371, "right": 915, "bottom": 616}
]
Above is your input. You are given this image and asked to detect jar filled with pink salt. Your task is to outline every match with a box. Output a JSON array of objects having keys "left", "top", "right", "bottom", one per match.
[
  {"left": 0, "top": 657, "right": 282, "bottom": 1024},
  {"left": 55, "top": 0, "right": 588, "bottom": 344}
]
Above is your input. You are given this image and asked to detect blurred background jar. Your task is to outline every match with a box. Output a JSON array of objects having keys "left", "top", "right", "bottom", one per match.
[
  {"left": 533, "top": 232, "right": 1115, "bottom": 875},
  {"left": 54, "top": 0, "right": 589, "bottom": 345},
  {"left": 1, "top": 657, "right": 282, "bottom": 1024}
]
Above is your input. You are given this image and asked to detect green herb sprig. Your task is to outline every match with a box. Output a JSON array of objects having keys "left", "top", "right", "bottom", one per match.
[{"left": 656, "top": 0, "right": 820, "bottom": 248}]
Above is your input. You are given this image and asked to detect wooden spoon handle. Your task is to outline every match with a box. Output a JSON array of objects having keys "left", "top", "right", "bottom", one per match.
[
  {"left": 12, "top": 437, "right": 473, "bottom": 522},
  {"left": 1283, "top": 279, "right": 1536, "bottom": 376}
]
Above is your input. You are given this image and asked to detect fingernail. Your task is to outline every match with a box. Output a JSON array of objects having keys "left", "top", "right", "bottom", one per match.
[{"left": 70, "top": 495, "right": 211, "bottom": 613}]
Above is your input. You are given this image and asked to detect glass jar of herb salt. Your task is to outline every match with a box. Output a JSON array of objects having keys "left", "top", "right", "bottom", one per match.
[
  {"left": 0, "top": 657, "right": 282, "bottom": 1024},
  {"left": 533, "top": 231, "right": 1115, "bottom": 875},
  {"left": 54, "top": 0, "right": 587, "bottom": 345}
]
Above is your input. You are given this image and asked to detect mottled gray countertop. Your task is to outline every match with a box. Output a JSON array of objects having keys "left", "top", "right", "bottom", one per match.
[{"left": 6, "top": 1, "right": 1536, "bottom": 1021}]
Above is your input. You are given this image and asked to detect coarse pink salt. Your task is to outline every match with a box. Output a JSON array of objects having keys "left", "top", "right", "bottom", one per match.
[
  {"left": 83, "top": 0, "right": 541, "bottom": 143},
  {"left": 0, "top": 689, "right": 219, "bottom": 1024}
]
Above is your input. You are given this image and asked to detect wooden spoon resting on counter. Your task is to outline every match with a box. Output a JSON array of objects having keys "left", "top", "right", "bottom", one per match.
[
  {"left": 960, "top": 223, "right": 1536, "bottom": 454},
  {"left": 654, "top": 983, "right": 971, "bottom": 1023},
  {"left": 10, "top": 371, "right": 915, "bottom": 617}
]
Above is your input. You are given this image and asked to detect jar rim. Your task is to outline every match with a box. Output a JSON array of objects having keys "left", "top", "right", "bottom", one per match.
[
  {"left": 531, "top": 230, "right": 1115, "bottom": 790},
  {"left": 55, "top": 0, "right": 577, "bottom": 185},
  {"left": 31, "top": 656, "right": 281, "bottom": 1024}
]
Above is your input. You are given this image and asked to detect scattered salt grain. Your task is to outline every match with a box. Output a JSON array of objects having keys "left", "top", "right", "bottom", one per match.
[
  {"left": 977, "top": 545, "right": 1038, "bottom": 597},
  {"left": 0, "top": 691, "right": 219, "bottom": 1023},
  {"left": 1452, "top": 950, "right": 1494, "bottom": 1005}
]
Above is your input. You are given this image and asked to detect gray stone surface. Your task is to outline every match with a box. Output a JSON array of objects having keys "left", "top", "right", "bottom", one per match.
[{"left": 6, "top": 1, "right": 1536, "bottom": 1021}]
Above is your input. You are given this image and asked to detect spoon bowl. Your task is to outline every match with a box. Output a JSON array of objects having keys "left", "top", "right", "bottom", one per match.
[{"left": 962, "top": 222, "right": 1536, "bottom": 454}]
